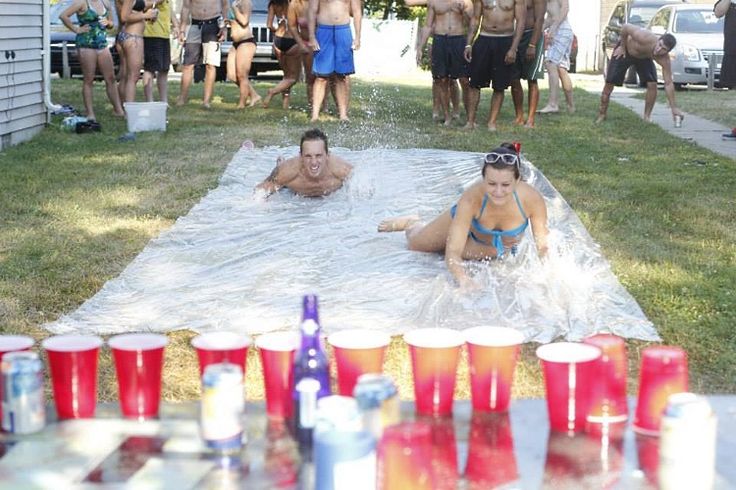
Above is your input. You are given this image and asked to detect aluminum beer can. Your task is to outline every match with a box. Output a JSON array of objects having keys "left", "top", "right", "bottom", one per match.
[
  {"left": 658, "top": 392, "right": 716, "bottom": 490},
  {"left": 1, "top": 351, "right": 46, "bottom": 434},
  {"left": 200, "top": 363, "right": 245, "bottom": 452},
  {"left": 353, "top": 373, "right": 400, "bottom": 439}
]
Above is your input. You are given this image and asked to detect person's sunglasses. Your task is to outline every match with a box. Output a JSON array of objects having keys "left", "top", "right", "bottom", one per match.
[{"left": 484, "top": 152, "right": 519, "bottom": 166}]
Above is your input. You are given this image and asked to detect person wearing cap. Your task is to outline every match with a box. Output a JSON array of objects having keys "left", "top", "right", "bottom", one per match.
[{"left": 378, "top": 142, "right": 548, "bottom": 290}]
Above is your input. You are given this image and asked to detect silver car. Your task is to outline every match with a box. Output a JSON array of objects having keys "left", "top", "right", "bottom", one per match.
[{"left": 647, "top": 4, "right": 725, "bottom": 88}]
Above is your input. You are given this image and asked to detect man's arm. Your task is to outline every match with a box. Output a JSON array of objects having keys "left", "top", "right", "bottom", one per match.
[
  {"left": 464, "top": 0, "right": 481, "bottom": 62},
  {"left": 328, "top": 155, "right": 354, "bottom": 181},
  {"left": 351, "top": 0, "right": 362, "bottom": 50},
  {"left": 527, "top": 0, "right": 546, "bottom": 60},
  {"left": 505, "top": 0, "right": 526, "bottom": 64},
  {"left": 416, "top": 1, "right": 435, "bottom": 64},
  {"left": 714, "top": 0, "right": 730, "bottom": 18},
  {"left": 254, "top": 158, "right": 299, "bottom": 197},
  {"left": 178, "top": 0, "right": 191, "bottom": 42},
  {"left": 657, "top": 55, "right": 683, "bottom": 120},
  {"left": 547, "top": 0, "right": 567, "bottom": 38},
  {"left": 308, "top": 0, "right": 320, "bottom": 50},
  {"left": 219, "top": 0, "right": 229, "bottom": 41},
  {"left": 613, "top": 23, "right": 633, "bottom": 59}
]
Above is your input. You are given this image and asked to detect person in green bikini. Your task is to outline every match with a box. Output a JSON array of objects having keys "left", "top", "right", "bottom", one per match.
[
  {"left": 378, "top": 142, "right": 549, "bottom": 290},
  {"left": 60, "top": 0, "right": 125, "bottom": 121}
]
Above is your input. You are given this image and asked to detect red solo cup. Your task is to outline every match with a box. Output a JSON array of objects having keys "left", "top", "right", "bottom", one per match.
[
  {"left": 108, "top": 333, "right": 168, "bottom": 420},
  {"left": 536, "top": 342, "right": 602, "bottom": 433},
  {"left": 583, "top": 333, "right": 629, "bottom": 424},
  {"left": 465, "top": 412, "right": 518, "bottom": 489},
  {"left": 191, "top": 331, "right": 251, "bottom": 377},
  {"left": 377, "top": 421, "right": 434, "bottom": 490},
  {"left": 42, "top": 335, "right": 103, "bottom": 419},
  {"left": 0, "top": 335, "right": 34, "bottom": 425},
  {"left": 633, "top": 345, "right": 688, "bottom": 435},
  {"left": 404, "top": 328, "right": 464, "bottom": 417},
  {"left": 327, "top": 329, "right": 390, "bottom": 396},
  {"left": 463, "top": 326, "right": 524, "bottom": 413},
  {"left": 255, "top": 332, "right": 298, "bottom": 419}
]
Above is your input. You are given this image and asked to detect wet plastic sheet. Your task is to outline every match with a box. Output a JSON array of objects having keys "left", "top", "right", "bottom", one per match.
[{"left": 45, "top": 147, "right": 659, "bottom": 342}]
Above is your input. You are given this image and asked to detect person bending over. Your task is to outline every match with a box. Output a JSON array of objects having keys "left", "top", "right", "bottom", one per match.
[
  {"left": 378, "top": 142, "right": 548, "bottom": 289},
  {"left": 255, "top": 129, "right": 353, "bottom": 197}
]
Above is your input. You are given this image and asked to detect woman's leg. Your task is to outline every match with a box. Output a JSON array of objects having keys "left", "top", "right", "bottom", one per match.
[
  {"left": 235, "top": 42, "right": 258, "bottom": 108},
  {"left": 97, "top": 49, "right": 125, "bottom": 116},
  {"left": 78, "top": 48, "right": 99, "bottom": 120},
  {"left": 122, "top": 37, "right": 144, "bottom": 103},
  {"left": 263, "top": 46, "right": 300, "bottom": 107},
  {"left": 115, "top": 41, "right": 127, "bottom": 104},
  {"left": 226, "top": 48, "right": 237, "bottom": 83},
  {"left": 378, "top": 211, "right": 453, "bottom": 253},
  {"left": 303, "top": 51, "right": 315, "bottom": 107}
]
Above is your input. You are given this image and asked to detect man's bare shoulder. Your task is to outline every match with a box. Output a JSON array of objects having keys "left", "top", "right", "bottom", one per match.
[{"left": 328, "top": 154, "right": 353, "bottom": 179}]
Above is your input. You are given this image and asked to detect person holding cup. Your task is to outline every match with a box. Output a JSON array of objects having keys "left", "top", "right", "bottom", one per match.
[{"left": 378, "top": 142, "right": 548, "bottom": 290}]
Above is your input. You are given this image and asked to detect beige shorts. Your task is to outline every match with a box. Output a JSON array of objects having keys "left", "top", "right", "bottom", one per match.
[{"left": 183, "top": 21, "right": 221, "bottom": 67}]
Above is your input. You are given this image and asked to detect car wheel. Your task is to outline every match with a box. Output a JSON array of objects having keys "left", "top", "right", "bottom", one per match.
[{"left": 674, "top": 83, "right": 686, "bottom": 91}]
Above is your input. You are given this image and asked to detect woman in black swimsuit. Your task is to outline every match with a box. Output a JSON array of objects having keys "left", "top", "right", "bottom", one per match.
[
  {"left": 262, "top": 0, "right": 301, "bottom": 108},
  {"left": 227, "top": 0, "right": 261, "bottom": 108}
]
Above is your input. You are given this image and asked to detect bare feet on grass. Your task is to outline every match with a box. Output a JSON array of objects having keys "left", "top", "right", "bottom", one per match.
[
  {"left": 514, "top": 115, "right": 525, "bottom": 125},
  {"left": 377, "top": 215, "right": 420, "bottom": 232},
  {"left": 463, "top": 122, "right": 477, "bottom": 130},
  {"left": 487, "top": 123, "right": 497, "bottom": 132},
  {"left": 261, "top": 93, "right": 273, "bottom": 108},
  {"left": 537, "top": 105, "right": 559, "bottom": 114},
  {"left": 595, "top": 113, "right": 606, "bottom": 124},
  {"left": 249, "top": 94, "right": 262, "bottom": 107}
]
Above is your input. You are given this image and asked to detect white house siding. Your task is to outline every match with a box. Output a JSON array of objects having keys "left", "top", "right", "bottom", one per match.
[{"left": 0, "top": 0, "right": 47, "bottom": 151}]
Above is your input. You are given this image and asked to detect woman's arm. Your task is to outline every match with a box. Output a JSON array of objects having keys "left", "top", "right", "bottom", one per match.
[
  {"left": 445, "top": 197, "right": 474, "bottom": 288},
  {"left": 714, "top": 0, "right": 730, "bottom": 18},
  {"left": 121, "top": 0, "right": 156, "bottom": 23},
  {"left": 525, "top": 187, "right": 549, "bottom": 258},
  {"left": 59, "top": 0, "right": 86, "bottom": 34},
  {"left": 288, "top": 1, "right": 310, "bottom": 51},
  {"left": 234, "top": 0, "right": 252, "bottom": 28},
  {"left": 266, "top": 4, "right": 276, "bottom": 31}
]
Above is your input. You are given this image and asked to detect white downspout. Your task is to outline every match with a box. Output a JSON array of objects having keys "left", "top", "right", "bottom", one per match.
[{"left": 42, "top": 0, "right": 63, "bottom": 119}]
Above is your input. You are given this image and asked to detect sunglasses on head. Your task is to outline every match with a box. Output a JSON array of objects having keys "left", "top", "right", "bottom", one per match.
[{"left": 484, "top": 152, "right": 519, "bottom": 166}]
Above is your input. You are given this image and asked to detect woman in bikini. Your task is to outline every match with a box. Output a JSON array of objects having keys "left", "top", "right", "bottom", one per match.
[
  {"left": 288, "top": 0, "right": 315, "bottom": 107},
  {"left": 262, "top": 0, "right": 301, "bottom": 108},
  {"left": 117, "top": 0, "right": 158, "bottom": 103},
  {"left": 378, "top": 143, "right": 549, "bottom": 290},
  {"left": 59, "top": 0, "right": 125, "bottom": 121},
  {"left": 226, "top": 0, "right": 261, "bottom": 108}
]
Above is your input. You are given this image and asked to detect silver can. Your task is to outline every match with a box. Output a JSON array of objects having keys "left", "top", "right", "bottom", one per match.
[
  {"left": 658, "top": 392, "right": 716, "bottom": 490},
  {"left": 1, "top": 351, "right": 46, "bottom": 434},
  {"left": 200, "top": 363, "right": 245, "bottom": 453},
  {"left": 674, "top": 114, "right": 683, "bottom": 128},
  {"left": 353, "top": 373, "right": 400, "bottom": 439}
]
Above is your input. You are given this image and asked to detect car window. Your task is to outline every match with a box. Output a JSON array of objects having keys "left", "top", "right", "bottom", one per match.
[
  {"left": 250, "top": 0, "right": 269, "bottom": 13},
  {"left": 610, "top": 3, "right": 626, "bottom": 26},
  {"left": 649, "top": 8, "right": 669, "bottom": 30},
  {"left": 673, "top": 10, "right": 724, "bottom": 34},
  {"left": 629, "top": 7, "right": 664, "bottom": 27}
]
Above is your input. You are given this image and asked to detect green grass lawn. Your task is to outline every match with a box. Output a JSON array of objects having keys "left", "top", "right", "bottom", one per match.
[
  {"left": 1, "top": 76, "right": 735, "bottom": 404},
  {"left": 633, "top": 86, "right": 736, "bottom": 127}
]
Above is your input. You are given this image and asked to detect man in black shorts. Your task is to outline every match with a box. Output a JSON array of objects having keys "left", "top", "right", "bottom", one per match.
[
  {"left": 143, "top": 0, "right": 179, "bottom": 102},
  {"left": 463, "top": 0, "right": 526, "bottom": 131},
  {"left": 176, "top": 0, "right": 229, "bottom": 107},
  {"left": 596, "top": 24, "right": 683, "bottom": 124},
  {"left": 416, "top": 0, "right": 472, "bottom": 126}
]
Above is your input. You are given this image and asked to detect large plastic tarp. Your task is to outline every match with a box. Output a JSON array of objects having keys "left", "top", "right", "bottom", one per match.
[{"left": 45, "top": 147, "right": 659, "bottom": 343}]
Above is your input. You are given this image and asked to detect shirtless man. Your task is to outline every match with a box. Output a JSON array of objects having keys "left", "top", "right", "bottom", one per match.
[
  {"left": 308, "top": 0, "right": 362, "bottom": 122},
  {"left": 417, "top": 0, "right": 473, "bottom": 126},
  {"left": 510, "top": 0, "right": 546, "bottom": 127},
  {"left": 537, "top": 0, "right": 574, "bottom": 113},
  {"left": 464, "top": 0, "right": 526, "bottom": 131},
  {"left": 176, "top": 0, "right": 229, "bottom": 107},
  {"left": 596, "top": 25, "right": 682, "bottom": 124},
  {"left": 254, "top": 129, "right": 353, "bottom": 197}
]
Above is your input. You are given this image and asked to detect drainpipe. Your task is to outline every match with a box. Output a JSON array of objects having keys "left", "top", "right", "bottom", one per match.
[{"left": 42, "top": 0, "right": 63, "bottom": 119}]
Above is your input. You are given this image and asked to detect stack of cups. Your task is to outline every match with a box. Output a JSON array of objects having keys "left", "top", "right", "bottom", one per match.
[
  {"left": 536, "top": 342, "right": 602, "bottom": 433},
  {"left": 327, "top": 329, "right": 391, "bottom": 396},
  {"left": 403, "top": 328, "right": 464, "bottom": 417},
  {"left": 255, "top": 332, "right": 298, "bottom": 419},
  {"left": 42, "top": 334, "right": 104, "bottom": 419},
  {"left": 583, "top": 333, "right": 629, "bottom": 425},
  {"left": 463, "top": 326, "right": 524, "bottom": 413},
  {"left": 108, "top": 333, "right": 169, "bottom": 420},
  {"left": 633, "top": 345, "right": 688, "bottom": 435}
]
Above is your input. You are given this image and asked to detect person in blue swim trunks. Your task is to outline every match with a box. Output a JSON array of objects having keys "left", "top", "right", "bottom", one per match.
[
  {"left": 307, "top": 0, "right": 362, "bottom": 122},
  {"left": 378, "top": 142, "right": 548, "bottom": 290}
]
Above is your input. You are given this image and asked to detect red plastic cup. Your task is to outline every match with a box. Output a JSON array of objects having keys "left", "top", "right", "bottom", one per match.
[
  {"left": 191, "top": 331, "right": 251, "bottom": 377},
  {"left": 256, "top": 332, "right": 298, "bottom": 419},
  {"left": 327, "top": 329, "right": 390, "bottom": 396},
  {"left": 536, "top": 342, "right": 602, "bottom": 433},
  {"left": 463, "top": 326, "right": 524, "bottom": 413},
  {"left": 583, "top": 333, "right": 629, "bottom": 424},
  {"left": 465, "top": 412, "right": 518, "bottom": 489},
  {"left": 0, "top": 335, "right": 34, "bottom": 425},
  {"left": 404, "top": 328, "right": 464, "bottom": 417},
  {"left": 377, "top": 421, "right": 434, "bottom": 490},
  {"left": 108, "top": 333, "right": 168, "bottom": 420},
  {"left": 42, "top": 335, "right": 103, "bottom": 419},
  {"left": 633, "top": 345, "right": 688, "bottom": 435}
]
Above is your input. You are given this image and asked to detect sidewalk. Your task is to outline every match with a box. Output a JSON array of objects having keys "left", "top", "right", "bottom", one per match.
[{"left": 573, "top": 74, "right": 735, "bottom": 160}]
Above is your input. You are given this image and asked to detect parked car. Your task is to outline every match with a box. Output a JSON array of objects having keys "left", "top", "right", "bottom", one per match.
[
  {"left": 601, "top": 0, "right": 685, "bottom": 83},
  {"left": 50, "top": 0, "right": 120, "bottom": 78},
  {"left": 647, "top": 4, "right": 725, "bottom": 88},
  {"left": 177, "top": 0, "right": 281, "bottom": 82}
]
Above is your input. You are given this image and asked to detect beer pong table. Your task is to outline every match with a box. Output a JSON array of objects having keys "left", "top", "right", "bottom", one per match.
[{"left": 0, "top": 397, "right": 733, "bottom": 489}]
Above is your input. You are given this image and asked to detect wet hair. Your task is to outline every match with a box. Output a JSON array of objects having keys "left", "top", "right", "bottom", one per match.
[
  {"left": 660, "top": 33, "right": 677, "bottom": 51},
  {"left": 300, "top": 128, "right": 329, "bottom": 154},
  {"left": 482, "top": 142, "right": 521, "bottom": 180}
]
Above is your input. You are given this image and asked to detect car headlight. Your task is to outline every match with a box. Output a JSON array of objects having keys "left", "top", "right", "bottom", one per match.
[{"left": 679, "top": 44, "right": 700, "bottom": 62}]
